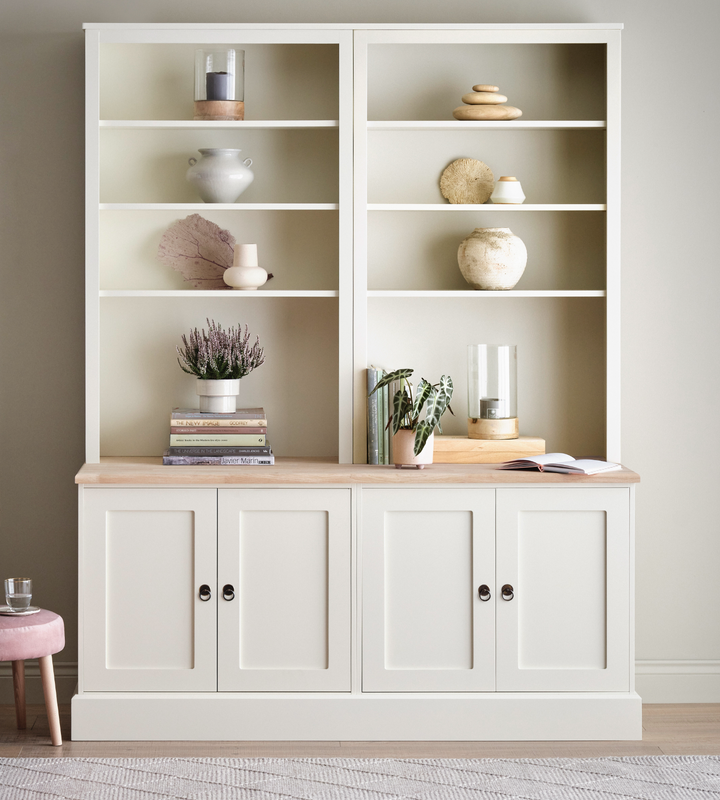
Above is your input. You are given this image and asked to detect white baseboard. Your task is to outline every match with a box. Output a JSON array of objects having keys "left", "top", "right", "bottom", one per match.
[
  {"left": 0, "top": 661, "right": 77, "bottom": 704},
  {"left": 636, "top": 660, "right": 720, "bottom": 703},
  {"left": 2, "top": 661, "right": 719, "bottom": 708}
]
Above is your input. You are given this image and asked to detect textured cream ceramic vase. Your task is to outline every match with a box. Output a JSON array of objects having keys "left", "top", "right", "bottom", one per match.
[{"left": 457, "top": 227, "right": 528, "bottom": 290}]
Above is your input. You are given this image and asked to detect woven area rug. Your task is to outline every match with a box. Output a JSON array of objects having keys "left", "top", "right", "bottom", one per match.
[{"left": 1, "top": 756, "right": 719, "bottom": 799}]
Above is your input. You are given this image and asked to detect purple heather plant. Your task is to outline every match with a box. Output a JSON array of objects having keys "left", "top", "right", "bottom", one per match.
[{"left": 177, "top": 319, "right": 265, "bottom": 380}]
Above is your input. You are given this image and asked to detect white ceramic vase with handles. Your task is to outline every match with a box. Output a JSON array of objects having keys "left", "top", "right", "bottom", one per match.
[{"left": 186, "top": 148, "right": 254, "bottom": 203}]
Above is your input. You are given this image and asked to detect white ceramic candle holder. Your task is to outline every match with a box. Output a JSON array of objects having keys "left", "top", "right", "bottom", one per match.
[{"left": 490, "top": 176, "right": 526, "bottom": 204}]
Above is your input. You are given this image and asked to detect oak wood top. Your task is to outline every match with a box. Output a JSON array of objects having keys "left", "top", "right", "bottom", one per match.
[{"left": 76, "top": 457, "right": 640, "bottom": 486}]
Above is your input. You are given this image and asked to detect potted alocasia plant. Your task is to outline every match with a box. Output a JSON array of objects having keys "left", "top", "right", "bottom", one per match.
[
  {"left": 369, "top": 368, "right": 454, "bottom": 468},
  {"left": 177, "top": 318, "right": 264, "bottom": 413}
]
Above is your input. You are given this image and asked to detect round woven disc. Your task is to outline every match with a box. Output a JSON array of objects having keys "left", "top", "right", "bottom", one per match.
[{"left": 440, "top": 158, "right": 494, "bottom": 204}]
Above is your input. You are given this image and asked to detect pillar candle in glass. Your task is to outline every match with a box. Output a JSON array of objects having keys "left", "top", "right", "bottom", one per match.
[
  {"left": 467, "top": 344, "right": 519, "bottom": 439},
  {"left": 194, "top": 49, "right": 245, "bottom": 120}
]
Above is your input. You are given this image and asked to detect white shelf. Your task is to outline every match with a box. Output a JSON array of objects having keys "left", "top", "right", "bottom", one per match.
[
  {"left": 99, "top": 204, "right": 339, "bottom": 211},
  {"left": 368, "top": 204, "right": 606, "bottom": 212},
  {"left": 100, "top": 120, "right": 339, "bottom": 129},
  {"left": 368, "top": 120, "right": 606, "bottom": 131},
  {"left": 99, "top": 290, "right": 339, "bottom": 298},
  {"left": 367, "top": 290, "right": 606, "bottom": 298}
]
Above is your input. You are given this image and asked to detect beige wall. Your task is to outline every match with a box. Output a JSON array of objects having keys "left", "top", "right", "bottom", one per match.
[{"left": 1, "top": 0, "right": 719, "bottom": 703}]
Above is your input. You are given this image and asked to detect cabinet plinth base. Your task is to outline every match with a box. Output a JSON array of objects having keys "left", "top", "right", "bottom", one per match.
[{"left": 71, "top": 692, "right": 642, "bottom": 741}]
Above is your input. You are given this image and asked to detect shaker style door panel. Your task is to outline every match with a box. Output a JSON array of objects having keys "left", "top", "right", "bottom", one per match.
[
  {"left": 362, "top": 488, "right": 495, "bottom": 692},
  {"left": 496, "top": 488, "right": 630, "bottom": 691},
  {"left": 81, "top": 488, "right": 218, "bottom": 691},
  {"left": 217, "top": 488, "right": 352, "bottom": 691}
]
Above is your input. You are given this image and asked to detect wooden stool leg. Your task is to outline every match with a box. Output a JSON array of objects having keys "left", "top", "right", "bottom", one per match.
[
  {"left": 11, "top": 661, "right": 26, "bottom": 730},
  {"left": 38, "top": 655, "right": 62, "bottom": 746}
]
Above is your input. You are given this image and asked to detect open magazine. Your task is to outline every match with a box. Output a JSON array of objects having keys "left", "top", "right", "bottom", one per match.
[{"left": 497, "top": 453, "right": 621, "bottom": 475}]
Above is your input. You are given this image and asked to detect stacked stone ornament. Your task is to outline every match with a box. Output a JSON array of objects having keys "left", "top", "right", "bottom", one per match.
[{"left": 453, "top": 84, "right": 522, "bottom": 121}]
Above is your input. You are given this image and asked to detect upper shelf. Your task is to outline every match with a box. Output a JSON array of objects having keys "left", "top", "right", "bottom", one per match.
[
  {"left": 99, "top": 290, "right": 339, "bottom": 298},
  {"left": 367, "top": 290, "right": 606, "bottom": 298},
  {"left": 100, "top": 120, "right": 339, "bottom": 129},
  {"left": 368, "top": 121, "right": 606, "bottom": 131},
  {"left": 367, "top": 204, "right": 606, "bottom": 212},
  {"left": 100, "top": 203, "right": 339, "bottom": 211}
]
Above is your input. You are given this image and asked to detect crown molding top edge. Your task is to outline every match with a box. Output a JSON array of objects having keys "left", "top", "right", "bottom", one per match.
[{"left": 83, "top": 23, "right": 624, "bottom": 31}]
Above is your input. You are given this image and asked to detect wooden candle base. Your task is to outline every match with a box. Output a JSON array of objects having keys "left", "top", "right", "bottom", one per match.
[
  {"left": 194, "top": 100, "right": 245, "bottom": 121},
  {"left": 467, "top": 417, "right": 519, "bottom": 440}
]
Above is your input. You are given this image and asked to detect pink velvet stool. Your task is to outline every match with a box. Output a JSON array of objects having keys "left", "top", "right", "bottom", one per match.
[{"left": 0, "top": 609, "right": 64, "bottom": 746}]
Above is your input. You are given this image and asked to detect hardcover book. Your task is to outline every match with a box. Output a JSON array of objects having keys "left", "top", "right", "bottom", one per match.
[
  {"left": 163, "top": 452, "right": 274, "bottom": 466},
  {"left": 171, "top": 407, "right": 266, "bottom": 420},
  {"left": 169, "top": 434, "right": 266, "bottom": 447},
  {"left": 169, "top": 426, "right": 267, "bottom": 435},
  {"left": 166, "top": 445, "right": 272, "bottom": 456},
  {"left": 171, "top": 417, "right": 268, "bottom": 427}
]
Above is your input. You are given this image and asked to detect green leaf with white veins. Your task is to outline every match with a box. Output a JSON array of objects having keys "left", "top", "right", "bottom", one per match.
[
  {"left": 423, "top": 375, "right": 454, "bottom": 429},
  {"left": 414, "top": 420, "right": 434, "bottom": 456},
  {"left": 392, "top": 389, "right": 413, "bottom": 435},
  {"left": 368, "top": 368, "right": 413, "bottom": 396},
  {"left": 412, "top": 379, "right": 432, "bottom": 419}
]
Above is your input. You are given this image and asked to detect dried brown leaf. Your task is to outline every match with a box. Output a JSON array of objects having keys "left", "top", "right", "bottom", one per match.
[{"left": 157, "top": 214, "right": 235, "bottom": 289}]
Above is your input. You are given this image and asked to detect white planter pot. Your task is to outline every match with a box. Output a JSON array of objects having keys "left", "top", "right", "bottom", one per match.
[
  {"left": 186, "top": 148, "right": 254, "bottom": 203},
  {"left": 195, "top": 378, "right": 240, "bottom": 413},
  {"left": 392, "top": 429, "right": 434, "bottom": 469},
  {"left": 457, "top": 227, "right": 528, "bottom": 291}
]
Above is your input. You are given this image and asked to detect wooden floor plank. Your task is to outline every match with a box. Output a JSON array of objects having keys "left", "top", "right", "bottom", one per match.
[{"left": 0, "top": 705, "right": 717, "bottom": 757}]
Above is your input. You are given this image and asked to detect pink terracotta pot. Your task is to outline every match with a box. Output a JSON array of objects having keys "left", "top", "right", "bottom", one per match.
[{"left": 392, "top": 429, "right": 434, "bottom": 469}]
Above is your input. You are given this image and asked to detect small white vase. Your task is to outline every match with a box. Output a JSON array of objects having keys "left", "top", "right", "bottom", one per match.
[
  {"left": 392, "top": 429, "right": 434, "bottom": 469},
  {"left": 490, "top": 176, "right": 526, "bottom": 204},
  {"left": 223, "top": 243, "right": 268, "bottom": 290},
  {"left": 457, "top": 227, "right": 528, "bottom": 291},
  {"left": 195, "top": 378, "right": 240, "bottom": 413},
  {"left": 186, "top": 148, "right": 254, "bottom": 203},
  {"left": 223, "top": 265, "right": 268, "bottom": 290}
]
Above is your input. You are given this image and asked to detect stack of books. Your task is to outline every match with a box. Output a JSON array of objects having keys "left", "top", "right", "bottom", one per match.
[
  {"left": 162, "top": 407, "right": 274, "bottom": 465},
  {"left": 367, "top": 368, "right": 401, "bottom": 465}
]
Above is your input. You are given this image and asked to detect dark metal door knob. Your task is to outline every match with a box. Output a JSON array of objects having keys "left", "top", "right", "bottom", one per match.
[{"left": 478, "top": 584, "right": 491, "bottom": 601}]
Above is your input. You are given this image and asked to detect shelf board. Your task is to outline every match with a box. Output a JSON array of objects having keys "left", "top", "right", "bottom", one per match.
[
  {"left": 368, "top": 204, "right": 606, "bottom": 212},
  {"left": 367, "top": 290, "right": 606, "bottom": 298},
  {"left": 99, "top": 120, "right": 340, "bottom": 129},
  {"left": 368, "top": 120, "right": 606, "bottom": 131},
  {"left": 99, "top": 290, "right": 339, "bottom": 298},
  {"left": 99, "top": 203, "right": 339, "bottom": 211}
]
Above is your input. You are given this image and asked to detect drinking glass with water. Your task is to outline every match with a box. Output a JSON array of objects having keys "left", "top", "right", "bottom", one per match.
[{"left": 5, "top": 578, "right": 32, "bottom": 611}]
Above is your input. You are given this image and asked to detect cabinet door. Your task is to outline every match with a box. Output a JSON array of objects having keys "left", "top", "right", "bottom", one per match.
[
  {"left": 496, "top": 488, "right": 630, "bottom": 691},
  {"left": 81, "top": 488, "right": 217, "bottom": 691},
  {"left": 217, "top": 488, "right": 351, "bottom": 691},
  {"left": 362, "top": 488, "right": 495, "bottom": 692}
]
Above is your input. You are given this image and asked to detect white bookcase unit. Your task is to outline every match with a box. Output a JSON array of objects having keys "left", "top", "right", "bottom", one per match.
[
  {"left": 86, "top": 26, "right": 354, "bottom": 463},
  {"left": 76, "top": 23, "right": 637, "bottom": 743}
]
